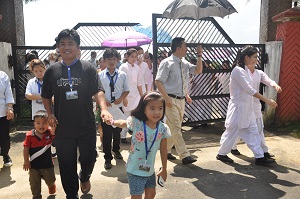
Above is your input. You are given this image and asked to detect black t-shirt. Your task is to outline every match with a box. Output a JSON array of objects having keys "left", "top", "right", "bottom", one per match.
[{"left": 42, "top": 60, "right": 104, "bottom": 138}]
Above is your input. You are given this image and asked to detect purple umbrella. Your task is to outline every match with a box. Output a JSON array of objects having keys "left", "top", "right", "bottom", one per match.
[{"left": 101, "top": 31, "right": 152, "bottom": 48}]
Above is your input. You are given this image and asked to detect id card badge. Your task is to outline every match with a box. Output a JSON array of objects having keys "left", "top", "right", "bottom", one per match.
[
  {"left": 138, "top": 163, "right": 151, "bottom": 172},
  {"left": 112, "top": 91, "right": 118, "bottom": 96},
  {"left": 66, "top": 90, "right": 78, "bottom": 100}
]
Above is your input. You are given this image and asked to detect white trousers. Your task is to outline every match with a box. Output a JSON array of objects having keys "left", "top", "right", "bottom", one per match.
[
  {"left": 232, "top": 117, "right": 268, "bottom": 153},
  {"left": 120, "top": 110, "right": 132, "bottom": 139},
  {"left": 218, "top": 119, "right": 264, "bottom": 158}
]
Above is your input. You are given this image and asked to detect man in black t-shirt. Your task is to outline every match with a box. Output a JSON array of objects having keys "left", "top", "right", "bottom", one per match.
[{"left": 42, "top": 29, "right": 112, "bottom": 198}]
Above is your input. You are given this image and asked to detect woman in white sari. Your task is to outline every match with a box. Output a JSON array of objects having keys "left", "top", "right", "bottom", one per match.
[{"left": 216, "top": 45, "right": 277, "bottom": 166}]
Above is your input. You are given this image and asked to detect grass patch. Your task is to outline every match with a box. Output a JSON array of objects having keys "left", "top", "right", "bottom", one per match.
[{"left": 266, "top": 121, "right": 300, "bottom": 138}]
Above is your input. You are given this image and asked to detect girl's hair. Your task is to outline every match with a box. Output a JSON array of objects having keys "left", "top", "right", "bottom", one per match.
[
  {"left": 232, "top": 45, "right": 258, "bottom": 69},
  {"left": 131, "top": 91, "right": 166, "bottom": 122},
  {"left": 126, "top": 48, "right": 138, "bottom": 57},
  {"left": 29, "top": 59, "right": 45, "bottom": 72}
]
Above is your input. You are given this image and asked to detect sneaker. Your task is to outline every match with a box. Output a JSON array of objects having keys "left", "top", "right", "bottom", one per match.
[
  {"left": 264, "top": 152, "right": 275, "bottom": 158},
  {"left": 48, "top": 183, "right": 56, "bottom": 194},
  {"left": 255, "top": 157, "right": 275, "bottom": 166},
  {"left": 3, "top": 155, "right": 13, "bottom": 167},
  {"left": 182, "top": 156, "right": 197, "bottom": 165},
  {"left": 113, "top": 151, "right": 123, "bottom": 160},
  {"left": 167, "top": 153, "right": 176, "bottom": 160},
  {"left": 104, "top": 160, "right": 112, "bottom": 169},
  {"left": 231, "top": 149, "right": 241, "bottom": 155},
  {"left": 216, "top": 154, "right": 234, "bottom": 163},
  {"left": 80, "top": 180, "right": 91, "bottom": 194}
]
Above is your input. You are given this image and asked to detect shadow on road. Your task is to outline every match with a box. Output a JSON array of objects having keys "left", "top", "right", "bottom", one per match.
[{"left": 0, "top": 166, "right": 16, "bottom": 189}]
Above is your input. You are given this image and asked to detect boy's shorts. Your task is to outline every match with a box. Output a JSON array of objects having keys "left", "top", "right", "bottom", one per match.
[{"left": 127, "top": 172, "right": 156, "bottom": 195}]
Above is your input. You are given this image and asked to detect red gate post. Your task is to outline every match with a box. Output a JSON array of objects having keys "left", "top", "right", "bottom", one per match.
[{"left": 272, "top": 6, "right": 300, "bottom": 123}]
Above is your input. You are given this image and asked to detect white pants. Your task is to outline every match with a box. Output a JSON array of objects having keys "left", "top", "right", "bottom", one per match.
[
  {"left": 218, "top": 120, "right": 264, "bottom": 158},
  {"left": 232, "top": 117, "right": 268, "bottom": 153},
  {"left": 120, "top": 110, "right": 132, "bottom": 139}
]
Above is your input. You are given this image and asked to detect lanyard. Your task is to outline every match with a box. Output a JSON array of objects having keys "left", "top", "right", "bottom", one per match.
[
  {"left": 62, "top": 59, "right": 78, "bottom": 91},
  {"left": 37, "top": 81, "right": 43, "bottom": 93},
  {"left": 143, "top": 121, "right": 159, "bottom": 161}
]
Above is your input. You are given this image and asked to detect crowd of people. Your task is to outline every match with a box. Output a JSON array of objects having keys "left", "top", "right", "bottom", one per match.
[{"left": 0, "top": 28, "right": 282, "bottom": 199}]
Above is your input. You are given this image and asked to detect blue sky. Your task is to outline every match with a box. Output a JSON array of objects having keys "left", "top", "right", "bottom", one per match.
[{"left": 23, "top": 0, "right": 260, "bottom": 46}]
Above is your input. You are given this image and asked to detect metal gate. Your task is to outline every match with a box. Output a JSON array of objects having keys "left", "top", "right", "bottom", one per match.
[
  {"left": 12, "top": 23, "right": 139, "bottom": 121},
  {"left": 151, "top": 14, "right": 266, "bottom": 126},
  {"left": 12, "top": 20, "right": 266, "bottom": 124}
]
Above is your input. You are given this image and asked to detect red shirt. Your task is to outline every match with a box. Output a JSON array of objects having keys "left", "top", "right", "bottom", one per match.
[{"left": 23, "top": 129, "right": 54, "bottom": 169}]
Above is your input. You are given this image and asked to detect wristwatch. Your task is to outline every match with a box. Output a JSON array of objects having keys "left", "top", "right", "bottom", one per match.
[{"left": 7, "top": 107, "right": 14, "bottom": 111}]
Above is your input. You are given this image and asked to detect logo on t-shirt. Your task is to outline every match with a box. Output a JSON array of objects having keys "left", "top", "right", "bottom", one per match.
[{"left": 57, "top": 78, "right": 81, "bottom": 87}]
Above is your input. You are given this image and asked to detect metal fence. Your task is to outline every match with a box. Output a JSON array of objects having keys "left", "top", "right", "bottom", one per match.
[
  {"left": 12, "top": 21, "right": 266, "bottom": 125},
  {"left": 151, "top": 14, "right": 266, "bottom": 126}
]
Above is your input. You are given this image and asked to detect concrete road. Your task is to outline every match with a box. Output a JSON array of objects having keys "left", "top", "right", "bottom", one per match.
[{"left": 1, "top": 123, "right": 300, "bottom": 199}]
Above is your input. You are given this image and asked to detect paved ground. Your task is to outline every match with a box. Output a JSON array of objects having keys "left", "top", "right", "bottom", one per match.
[{"left": 1, "top": 122, "right": 300, "bottom": 199}]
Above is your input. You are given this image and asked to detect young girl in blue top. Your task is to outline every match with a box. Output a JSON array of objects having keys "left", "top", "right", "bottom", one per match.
[{"left": 111, "top": 91, "right": 171, "bottom": 199}]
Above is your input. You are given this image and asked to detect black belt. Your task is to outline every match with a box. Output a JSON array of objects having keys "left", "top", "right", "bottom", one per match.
[{"left": 168, "top": 94, "right": 185, "bottom": 100}]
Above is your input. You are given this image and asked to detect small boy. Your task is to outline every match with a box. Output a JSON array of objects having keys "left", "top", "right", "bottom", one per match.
[
  {"left": 98, "top": 48, "right": 129, "bottom": 169},
  {"left": 23, "top": 110, "right": 56, "bottom": 198}
]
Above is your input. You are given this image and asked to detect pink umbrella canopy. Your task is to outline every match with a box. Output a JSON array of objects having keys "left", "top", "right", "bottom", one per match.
[{"left": 101, "top": 31, "right": 152, "bottom": 48}]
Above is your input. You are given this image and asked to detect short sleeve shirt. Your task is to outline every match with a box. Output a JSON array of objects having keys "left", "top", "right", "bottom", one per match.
[
  {"left": 41, "top": 60, "right": 104, "bottom": 138},
  {"left": 155, "top": 55, "right": 196, "bottom": 96},
  {"left": 126, "top": 116, "right": 171, "bottom": 176},
  {"left": 23, "top": 129, "right": 54, "bottom": 169},
  {"left": 25, "top": 77, "right": 46, "bottom": 120}
]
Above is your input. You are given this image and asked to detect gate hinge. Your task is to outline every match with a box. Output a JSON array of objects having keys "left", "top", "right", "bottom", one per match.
[{"left": 8, "top": 54, "right": 13, "bottom": 69}]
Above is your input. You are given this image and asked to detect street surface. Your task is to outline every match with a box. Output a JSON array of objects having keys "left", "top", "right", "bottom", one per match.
[{"left": 1, "top": 123, "right": 300, "bottom": 199}]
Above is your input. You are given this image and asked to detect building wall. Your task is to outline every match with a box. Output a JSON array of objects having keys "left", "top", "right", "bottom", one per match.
[
  {"left": 0, "top": 0, "right": 25, "bottom": 45},
  {"left": 275, "top": 20, "right": 300, "bottom": 122},
  {"left": 260, "top": 0, "right": 292, "bottom": 43},
  {"left": 263, "top": 41, "right": 283, "bottom": 125}
]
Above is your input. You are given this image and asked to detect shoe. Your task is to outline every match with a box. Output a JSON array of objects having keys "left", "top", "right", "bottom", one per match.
[
  {"left": 182, "top": 156, "right": 197, "bottom": 165},
  {"left": 3, "top": 155, "right": 13, "bottom": 167},
  {"left": 216, "top": 154, "right": 234, "bottom": 163},
  {"left": 51, "top": 152, "right": 57, "bottom": 159},
  {"left": 264, "top": 152, "right": 275, "bottom": 158},
  {"left": 113, "top": 151, "right": 123, "bottom": 160},
  {"left": 121, "top": 138, "right": 128, "bottom": 143},
  {"left": 80, "top": 179, "right": 91, "bottom": 194},
  {"left": 231, "top": 149, "right": 241, "bottom": 155},
  {"left": 167, "top": 153, "right": 176, "bottom": 160},
  {"left": 255, "top": 157, "right": 275, "bottom": 166},
  {"left": 104, "top": 160, "right": 112, "bottom": 169},
  {"left": 48, "top": 183, "right": 56, "bottom": 194}
]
